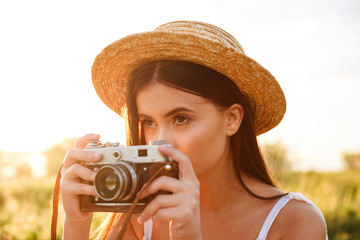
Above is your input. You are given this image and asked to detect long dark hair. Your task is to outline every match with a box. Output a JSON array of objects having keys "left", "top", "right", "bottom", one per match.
[{"left": 125, "top": 60, "right": 283, "bottom": 200}]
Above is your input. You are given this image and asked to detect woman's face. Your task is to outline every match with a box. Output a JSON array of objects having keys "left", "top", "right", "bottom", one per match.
[{"left": 136, "top": 82, "right": 232, "bottom": 176}]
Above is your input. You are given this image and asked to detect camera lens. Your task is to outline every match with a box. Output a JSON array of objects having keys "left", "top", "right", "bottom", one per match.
[
  {"left": 94, "top": 162, "right": 139, "bottom": 201},
  {"left": 105, "top": 175, "right": 116, "bottom": 191}
]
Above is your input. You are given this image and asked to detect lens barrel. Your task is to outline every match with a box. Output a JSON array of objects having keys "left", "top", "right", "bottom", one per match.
[{"left": 94, "top": 162, "right": 139, "bottom": 201}]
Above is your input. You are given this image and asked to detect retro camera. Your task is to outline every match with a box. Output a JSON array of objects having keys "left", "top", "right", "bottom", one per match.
[{"left": 80, "top": 140, "right": 179, "bottom": 213}]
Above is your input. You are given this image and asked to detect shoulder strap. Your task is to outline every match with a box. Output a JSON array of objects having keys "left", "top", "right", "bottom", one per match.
[
  {"left": 286, "top": 192, "right": 328, "bottom": 240},
  {"left": 143, "top": 219, "right": 153, "bottom": 240},
  {"left": 256, "top": 194, "right": 290, "bottom": 240},
  {"left": 257, "top": 192, "right": 328, "bottom": 240}
]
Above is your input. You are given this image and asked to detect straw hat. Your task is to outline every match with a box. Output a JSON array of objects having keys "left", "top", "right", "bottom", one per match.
[{"left": 92, "top": 20, "right": 286, "bottom": 135}]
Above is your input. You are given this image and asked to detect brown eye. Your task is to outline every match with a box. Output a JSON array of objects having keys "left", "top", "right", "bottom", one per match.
[
  {"left": 143, "top": 120, "right": 156, "bottom": 128},
  {"left": 175, "top": 116, "right": 189, "bottom": 125}
]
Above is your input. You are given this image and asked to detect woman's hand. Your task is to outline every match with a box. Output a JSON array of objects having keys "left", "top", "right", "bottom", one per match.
[
  {"left": 137, "top": 145, "right": 202, "bottom": 240},
  {"left": 60, "top": 133, "right": 102, "bottom": 239}
]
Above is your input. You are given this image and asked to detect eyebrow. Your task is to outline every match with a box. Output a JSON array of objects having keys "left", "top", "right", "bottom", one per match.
[
  {"left": 164, "top": 107, "right": 195, "bottom": 117},
  {"left": 138, "top": 107, "right": 195, "bottom": 119}
]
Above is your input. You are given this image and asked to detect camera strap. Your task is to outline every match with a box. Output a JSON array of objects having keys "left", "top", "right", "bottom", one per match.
[
  {"left": 50, "top": 161, "right": 177, "bottom": 240},
  {"left": 51, "top": 164, "right": 63, "bottom": 240},
  {"left": 116, "top": 160, "right": 177, "bottom": 239}
]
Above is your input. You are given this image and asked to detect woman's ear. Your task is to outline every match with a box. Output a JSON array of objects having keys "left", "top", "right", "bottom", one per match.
[{"left": 225, "top": 103, "right": 244, "bottom": 136}]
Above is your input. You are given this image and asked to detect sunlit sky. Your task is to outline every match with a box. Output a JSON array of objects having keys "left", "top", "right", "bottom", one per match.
[{"left": 0, "top": 0, "right": 359, "bottom": 171}]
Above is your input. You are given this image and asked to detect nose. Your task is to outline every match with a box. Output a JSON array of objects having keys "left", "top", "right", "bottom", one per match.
[{"left": 156, "top": 127, "right": 175, "bottom": 147}]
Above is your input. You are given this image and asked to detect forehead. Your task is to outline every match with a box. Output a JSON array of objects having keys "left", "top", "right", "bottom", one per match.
[{"left": 136, "top": 82, "right": 211, "bottom": 113}]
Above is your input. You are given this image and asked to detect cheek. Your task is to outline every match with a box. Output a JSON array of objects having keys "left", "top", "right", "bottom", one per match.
[
  {"left": 177, "top": 119, "right": 228, "bottom": 174},
  {"left": 143, "top": 128, "right": 156, "bottom": 144}
]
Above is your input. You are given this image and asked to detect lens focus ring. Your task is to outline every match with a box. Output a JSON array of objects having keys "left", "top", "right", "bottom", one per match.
[{"left": 94, "top": 162, "right": 139, "bottom": 201}]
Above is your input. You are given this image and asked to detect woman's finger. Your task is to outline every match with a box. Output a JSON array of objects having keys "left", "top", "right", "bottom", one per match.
[
  {"left": 63, "top": 149, "right": 102, "bottom": 168},
  {"left": 138, "top": 194, "right": 180, "bottom": 224},
  {"left": 61, "top": 180, "right": 97, "bottom": 197},
  {"left": 62, "top": 163, "right": 97, "bottom": 182},
  {"left": 158, "top": 145, "right": 198, "bottom": 183},
  {"left": 74, "top": 133, "right": 101, "bottom": 150},
  {"left": 139, "top": 181, "right": 200, "bottom": 223},
  {"left": 150, "top": 205, "right": 196, "bottom": 227},
  {"left": 140, "top": 176, "right": 195, "bottom": 199}
]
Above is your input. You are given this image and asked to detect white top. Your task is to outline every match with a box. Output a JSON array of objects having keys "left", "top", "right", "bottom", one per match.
[
  {"left": 256, "top": 192, "right": 328, "bottom": 240},
  {"left": 143, "top": 192, "right": 328, "bottom": 240}
]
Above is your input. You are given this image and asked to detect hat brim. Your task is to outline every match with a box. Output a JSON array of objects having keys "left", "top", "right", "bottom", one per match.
[{"left": 92, "top": 31, "right": 286, "bottom": 135}]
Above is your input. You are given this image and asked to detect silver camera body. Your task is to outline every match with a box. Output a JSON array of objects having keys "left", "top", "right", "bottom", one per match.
[{"left": 80, "top": 140, "right": 178, "bottom": 213}]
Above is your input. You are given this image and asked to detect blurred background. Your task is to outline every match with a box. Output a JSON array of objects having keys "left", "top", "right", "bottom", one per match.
[{"left": 0, "top": 0, "right": 359, "bottom": 239}]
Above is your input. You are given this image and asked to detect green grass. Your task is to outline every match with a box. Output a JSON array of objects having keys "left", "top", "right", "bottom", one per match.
[
  {"left": 276, "top": 171, "right": 360, "bottom": 240},
  {"left": 1, "top": 171, "right": 359, "bottom": 239},
  {"left": 0, "top": 177, "right": 55, "bottom": 239}
]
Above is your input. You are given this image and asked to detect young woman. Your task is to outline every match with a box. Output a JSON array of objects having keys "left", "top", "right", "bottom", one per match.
[{"left": 60, "top": 21, "right": 328, "bottom": 239}]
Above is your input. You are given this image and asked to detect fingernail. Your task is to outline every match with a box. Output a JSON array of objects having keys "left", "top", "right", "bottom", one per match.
[
  {"left": 137, "top": 216, "right": 144, "bottom": 224},
  {"left": 92, "top": 153, "right": 101, "bottom": 159}
]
